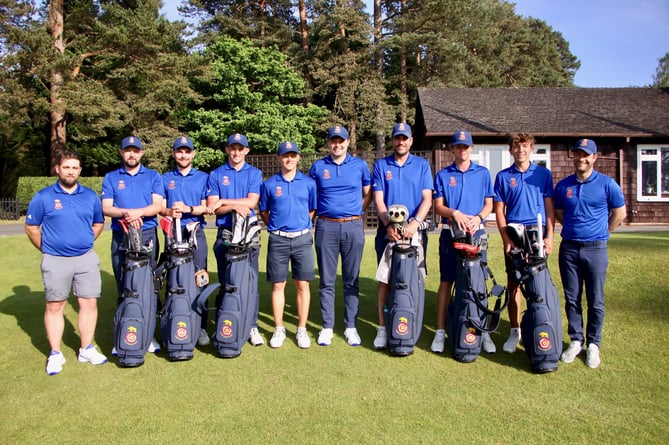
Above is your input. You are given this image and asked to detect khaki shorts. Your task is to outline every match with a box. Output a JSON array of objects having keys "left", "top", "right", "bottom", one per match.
[{"left": 41, "top": 249, "right": 101, "bottom": 302}]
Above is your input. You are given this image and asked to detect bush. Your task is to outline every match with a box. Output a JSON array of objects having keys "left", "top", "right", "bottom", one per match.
[{"left": 16, "top": 177, "right": 104, "bottom": 213}]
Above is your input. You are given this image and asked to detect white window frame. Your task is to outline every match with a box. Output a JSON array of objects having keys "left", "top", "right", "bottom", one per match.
[{"left": 637, "top": 144, "right": 669, "bottom": 202}]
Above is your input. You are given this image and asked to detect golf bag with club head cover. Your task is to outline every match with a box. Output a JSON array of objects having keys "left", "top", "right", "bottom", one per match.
[
  {"left": 447, "top": 224, "right": 507, "bottom": 363},
  {"left": 213, "top": 213, "right": 261, "bottom": 358},
  {"left": 155, "top": 218, "right": 220, "bottom": 361},
  {"left": 506, "top": 216, "right": 562, "bottom": 373},
  {"left": 113, "top": 221, "right": 158, "bottom": 367}
]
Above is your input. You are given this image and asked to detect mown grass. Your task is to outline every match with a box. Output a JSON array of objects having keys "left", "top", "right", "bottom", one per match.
[{"left": 0, "top": 230, "right": 668, "bottom": 444}]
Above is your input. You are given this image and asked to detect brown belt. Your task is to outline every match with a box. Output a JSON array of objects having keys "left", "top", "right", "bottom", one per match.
[{"left": 318, "top": 215, "right": 362, "bottom": 223}]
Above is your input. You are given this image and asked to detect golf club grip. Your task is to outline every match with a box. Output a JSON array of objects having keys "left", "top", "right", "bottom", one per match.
[{"left": 175, "top": 217, "right": 182, "bottom": 243}]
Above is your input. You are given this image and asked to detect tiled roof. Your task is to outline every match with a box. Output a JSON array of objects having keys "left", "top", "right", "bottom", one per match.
[{"left": 417, "top": 87, "right": 669, "bottom": 137}]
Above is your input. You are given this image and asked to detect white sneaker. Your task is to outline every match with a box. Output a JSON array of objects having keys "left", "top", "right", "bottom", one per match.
[
  {"left": 481, "top": 332, "right": 496, "bottom": 354},
  {"left": 586, "top": 343, "right": 601, "bottom": 369},
  {"left": 431, "top": 329, "right": 446, "bottom": 353},
  {"left": 148, "top": 338, "right": 161, "bottom": 353},
  {"left": 344, "top": 328, "right": 362, "bottom": 346},
  {"left": 46, "top": 351, "right": 66, "bottom": 375},
  {"left": 296, "top": 327, "right": 311, "bottom": 349},
  {"left": 78, "top": 344, "right": 108, "bottom": 365},
  {"left": 270, "top": 327, "right": 287, "bottom": 348},
  {"left": 502, "top": 328, "right": 521, "bottom": 353},
  {"left": 111, "top": 347, "right": 118, "bottom": 357},
  {"left": 249, "top": 327, "right": 264, "bottom": 346},
  {"left": 198, "top": 328, "right": 210, "bottom": 346},
  {"left": 561, "top": 341, "right": 582, "bottom": 363},
  {"left": 373, "top": 326, "right": 387, "bottom": 350},
  {"left": 318, "top": 328, "right": 334, "bottom": 346}
]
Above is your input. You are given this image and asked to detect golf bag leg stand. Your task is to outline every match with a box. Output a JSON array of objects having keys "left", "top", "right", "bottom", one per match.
[
  {"left": 384, "top": 244, "right": 425, "bottom": 356},
  {"left": 214, "top": 248, "right": 256, "bottom": 358},
  {"left": 113, "top": 253, "right": 157, "bottom": 367}
]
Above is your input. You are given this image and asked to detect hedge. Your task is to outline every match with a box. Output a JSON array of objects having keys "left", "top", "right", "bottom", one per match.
[{"left": 16, "top": 177, "right": 104, "bottom": 213}]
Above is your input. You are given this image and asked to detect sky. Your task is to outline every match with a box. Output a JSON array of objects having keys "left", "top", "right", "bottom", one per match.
[{"left": 161, "top": 0, "right": 669, "bottom": 88}]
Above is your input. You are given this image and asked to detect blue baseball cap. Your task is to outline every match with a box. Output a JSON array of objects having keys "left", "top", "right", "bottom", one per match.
[
  {"left": 278, "top": 141, "right": 299, "bottom": 155},
  {"left": 227, "top": 133, "right": 249, "bottom": 147},
  {"left": 392, "top": 122, "right": 412, "bottom": 138},
  {"left": 574, "top": 138, "right": 597, "bottom": 155},
  {"left": 451, "top": 130, "right": 473, "bottom": 146},
  {"left": 327, "top": 126, "right": 349, "bottom": 140},
  {"left": 172, "top": 136, "right": 194, "bottom": 150},
  {"left": 121, "top": 136, "right": 143, "bottom": 150}
]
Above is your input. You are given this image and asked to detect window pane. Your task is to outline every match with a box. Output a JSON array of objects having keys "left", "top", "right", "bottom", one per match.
[
  {"left": 662, "top": 148, "right": 669, "bottom": 197},
  {"left": 642, "top": 160, "right": 657, "bottom": 196}
]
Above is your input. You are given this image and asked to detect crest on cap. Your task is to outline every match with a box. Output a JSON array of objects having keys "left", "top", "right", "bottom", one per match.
[
  {"left": 233, "top": 134, "right": 242, "bottom": 141},
  {"left": 458, "top": 131, "right": 466, "bottom": 141},
  {"left": 128, "top": 137, "right": 136, "bottom": 144},
  {"left": 285, "top": 142, "right": 293, "bottom": 148},
  {"left": 580, "top": 139, "right": 589, "bottom": 147},
  {"left": 180, "top": 136, "right": 187, "bottom": 144}
]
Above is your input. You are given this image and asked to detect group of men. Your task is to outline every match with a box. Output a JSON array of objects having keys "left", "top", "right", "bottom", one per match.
[{"left": 26, "top": 122, "right": 626, "bottom": 376}]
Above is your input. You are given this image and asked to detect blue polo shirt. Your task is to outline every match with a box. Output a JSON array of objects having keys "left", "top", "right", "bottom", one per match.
[
  {"left": 260, "top": 171, "right": 317, "bottom": 232},
  {"left": 371, "top": 154, "right": 433, "bottom": 217},
  {"left": 434, "top": 161, "right": 494, "bottom": 224},
  {"left": 207, "top": 162, "right": 262, "bottom": 228},
  {"left": 101, "top": 164, "right": 163, "bottom": 231},
  {"left": 162, "top": 167, "right": 208, "bottom": 227},
  {"left": 494, "top": 162, "right": 554, "bottom": 225},
  {"left": 26, "top": 182, "right": 104, "bottom": 256},
  {"left": 309, "top": 153, "right": 371, "bottom": 218},
  {"left": 554, "top": 171, "right": 625, "bottom": 242}
]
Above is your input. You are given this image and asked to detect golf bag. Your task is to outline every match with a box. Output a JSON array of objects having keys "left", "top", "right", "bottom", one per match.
[
  {"left": 383, "top": 243, "right": 425, "bottom": 356},
  {"left": 447, "top": 226, "right": 507, "bottom": 363},
  {"left": 214, "top": 213, "right": 261, "bottom": 358},
  {"left": 155, "top": 219, "right": 220, "bottom": 361},
  {"left": 507, "top": 220, "right": 562, "bottom": 373},
  {"left": 113, "top": 222, "right": 158, "bottom": 367}
]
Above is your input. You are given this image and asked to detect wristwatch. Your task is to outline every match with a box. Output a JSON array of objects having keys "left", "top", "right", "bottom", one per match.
[{"left": 414, "top": 215, "right": 424, "bottom": 223}]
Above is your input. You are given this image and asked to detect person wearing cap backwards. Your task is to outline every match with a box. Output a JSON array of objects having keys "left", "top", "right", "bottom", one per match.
[
  {"left": 206, "top": 133, "right": 265, "bottom": 347},
  {"left": 493, "top": 133, "right": 555, "bottom": 354},
  {"left": 259, "top": 141, "right": 317, "bottom": 349},
  {"left": 160, "top": 136, "right": 210, "bottom": 346},
  {"left": 554, "top": 139, "right": 626, "bottom": 369},
  {"left": 102, "top": 135, "right": 163, "bottom": 354},
  {"left": 309, "top": 126, "right": 372, "bottom": 347},
  {"left": 26, "top": 150, "right": 108, "bottom": 375},
  {"left": 371, "top": 122, "right": 433, "bottom": 350},
  {"left": 430, "top": 129, "right": 496, "bottom": 354}
]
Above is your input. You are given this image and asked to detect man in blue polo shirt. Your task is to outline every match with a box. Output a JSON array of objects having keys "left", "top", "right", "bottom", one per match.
[
  {"left": 26, "top": 150, "right": 108, "bottom": 375},
  {"left": 161, "top": 136, "right": 210, "bottom": 346},
  {"left": 309, "top": 126, "right": 371, "bottom": 347},
  {"left": 494, "top": 133, "right": 555, "bottom": 353},
  {"left": 430, "top": 129, "right": 495, "bottom": 354},
  {"left": 554, "top": 139, "right": 626, "bottom": 369},
  {"left": 102, "top": 135, "right": 163, "bottom": 354},
  {"left": 206, "top": 133, "right": 265, "bottom": 347},
  {"left": 259, "top": 141, "right": 318, "bottom": 349},
  {"left": 372, "top": 123, "right": 433, "bottom": 350}
]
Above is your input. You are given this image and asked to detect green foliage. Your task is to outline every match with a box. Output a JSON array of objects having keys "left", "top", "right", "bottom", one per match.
[
  {"left": 652, "top": 52, "right": 669, "bottom": 87},
  {"left": 16, "top": 176, "right": 103, "bottom": 212}
]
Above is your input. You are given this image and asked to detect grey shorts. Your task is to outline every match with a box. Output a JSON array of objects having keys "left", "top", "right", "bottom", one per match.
[
  {"left": 266, "top": 232, "right": 315, "bottom": 282},
  {"left": 41, "top": 249, "right": 101, "bottom": 302}
]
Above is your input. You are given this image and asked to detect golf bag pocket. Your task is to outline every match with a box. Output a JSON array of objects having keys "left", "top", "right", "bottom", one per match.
[
  {"left": 447, "top": 290, "right": 482, "bottom": 362},
  {"left": 114, "top": 256, "right": 156, "bottom": 367}
]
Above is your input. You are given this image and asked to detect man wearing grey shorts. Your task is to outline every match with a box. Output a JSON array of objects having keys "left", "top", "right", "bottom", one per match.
[{"left": 25, "top": 150, "right": 108, "bottom": 375}]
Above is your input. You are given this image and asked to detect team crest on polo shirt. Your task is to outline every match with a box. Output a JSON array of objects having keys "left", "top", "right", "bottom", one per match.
[
  {"left": 385, "top": 170, "right": 393, "bottom": 180},
  {"left": 53, "top": 199, "right": 62, "bottom": 210},
  {"left": 118, "top": 180, "right": 126, "bottom": 190},
  {"left": 449, "top": 176, "right": 457, "bottom": 187},
  {"left": 222, "top": 176, "right": 230, "bottom": 186},
  {"left": 168, "top": 180, "right": 176, "bottom": 190},
  {"left": 566, "top": 187, "right": 573, "bottom": 199},
  {"left": 275, "top": 186, "right": 283, "bottom": 197},
  {"left": 323, "top": 169, "right": 331, "bottom": 180},
  {"left": 510, "top": 177, "right": 517, "bottom": 187}
]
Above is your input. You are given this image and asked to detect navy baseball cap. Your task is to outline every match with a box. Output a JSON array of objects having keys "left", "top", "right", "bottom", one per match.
[
  {"left": 121, "top": 136, "right": 143, "bottom": 150},
  {"left": 574, "top": 139, "right": 597, "bottom": 155},
  {"left": 172, "top": 136, "right": 194, "bottom": 150},
  {"left": 328, "top": 126, "right": 349, "bottom": 140},
  {"left": 451, "top": 130, "right": 473, "bottom": 146},
  {"left": 278, "top": 141, "right": 299, "bottom": 155},
  {"left": 227, "top": 133, "right": 249, "bottom": 147},
  {"left": 392, "top": 122, "right": 412, "bottom": 138}
]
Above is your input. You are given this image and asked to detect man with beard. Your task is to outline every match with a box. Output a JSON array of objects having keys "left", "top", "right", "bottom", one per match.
[
  {"left": 102, "top": 136, "right": 163, "bottom": 353},
  {"left": 26, "top": 150, "right": 108, "bottom": 375}
]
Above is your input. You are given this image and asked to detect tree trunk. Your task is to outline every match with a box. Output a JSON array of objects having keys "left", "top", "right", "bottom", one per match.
[
  {"left": 374, "top": 0, "right": 385, "bottom": 152},
  {"left": 298, "top": 0, "right": 309, "bottom": 52},
  {"left": 399, "top": 0, "right": 407, "bottom": 122},
  {"left": 48, "top": 0, "right": 66, "bottom": 175}
]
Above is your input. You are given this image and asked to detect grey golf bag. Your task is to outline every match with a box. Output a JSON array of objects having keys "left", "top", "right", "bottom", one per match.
[
  {"left": 447, "top": 225, "right": 507, "bottom": 363},
  {"left": 507, "top": 220, "right": 562, "bottom": 373},
  {"left": 156, "top": 219, "right": 220, "bottom": 361},
  {"left": 214, "top": 213, "right": 261, "bottom": 358},
  {"left": 113, "top": 222, "right": 158, "bottom": 367},
  {"left": 383, "top": 242, "right": 425, "bottom": 356}
]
